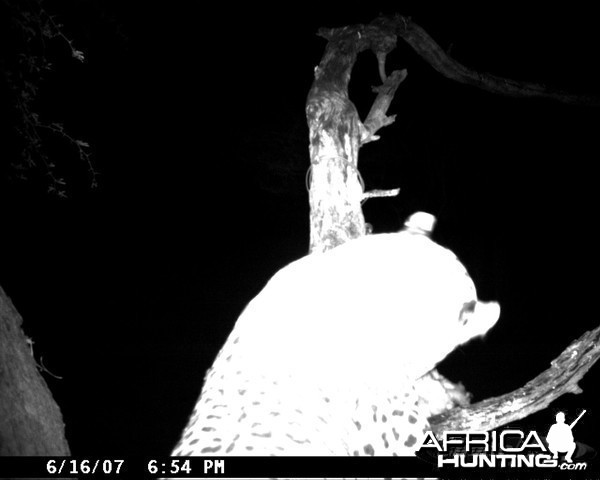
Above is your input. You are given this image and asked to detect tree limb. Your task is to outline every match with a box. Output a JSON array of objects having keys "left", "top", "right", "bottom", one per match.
[
  {"left": 393, "top": 15, "right": 600, "bottom": 106},
  {"left": 362, "top": 188, "right": 401, "bottom": 200},
  {"left": 362, "top": 68, "right": 408, "bottom": 144},
  {"left": 429, "top": 323, "right": 600, "bottom": 435}
]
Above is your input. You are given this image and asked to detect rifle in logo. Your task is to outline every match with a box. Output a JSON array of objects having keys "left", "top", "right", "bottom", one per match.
[{"left": 570, "top": 410, "right": 586, "bottom": 429}]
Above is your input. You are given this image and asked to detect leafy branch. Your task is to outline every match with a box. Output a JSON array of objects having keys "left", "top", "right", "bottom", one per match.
[{"left": 2, "top": 0, "right": 96, "bottom": 196}]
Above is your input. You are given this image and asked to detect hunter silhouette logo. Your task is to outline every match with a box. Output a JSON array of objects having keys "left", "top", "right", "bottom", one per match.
[{"left": 546, "top": 410, "right": 585, "bottom": 463}]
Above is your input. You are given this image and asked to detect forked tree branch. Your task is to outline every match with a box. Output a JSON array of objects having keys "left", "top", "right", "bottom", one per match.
[{"left": 320, "top": 15, "right": 600, "bottom": 108}]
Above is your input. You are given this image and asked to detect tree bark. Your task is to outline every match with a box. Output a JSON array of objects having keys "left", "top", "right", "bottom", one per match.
[
  {"left": 305, "top": 29, "right": 367, "bottom": 253},
  {"left": 0, "top": 285, "right": 70, "bottom": 455},
  {"left": 306, "top": 22, "right": 406, "bottom": 253}
]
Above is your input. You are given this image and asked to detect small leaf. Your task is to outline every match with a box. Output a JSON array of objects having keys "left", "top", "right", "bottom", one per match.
[{"left": 72, "top": 50, "right": 85, "bottom": 62}]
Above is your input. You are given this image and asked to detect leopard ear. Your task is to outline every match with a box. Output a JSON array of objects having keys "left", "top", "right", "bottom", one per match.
[{"left": 402, "top": 211, "right": 436, "bottom": 236}]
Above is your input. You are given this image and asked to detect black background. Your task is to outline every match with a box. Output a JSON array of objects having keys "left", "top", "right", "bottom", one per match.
[{"left": 1, "top": 3, "right": 598, "bottom": 456}]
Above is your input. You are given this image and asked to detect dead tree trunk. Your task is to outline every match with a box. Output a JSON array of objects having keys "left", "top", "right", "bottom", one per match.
[
  {"left": 0, "top": 285, "right": 70, "bottom": 455},
  {"left": 305, "top": 22, "right": 405, "bottom": 253}
]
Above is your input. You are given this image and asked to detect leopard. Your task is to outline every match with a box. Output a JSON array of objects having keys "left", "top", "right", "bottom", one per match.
[{"left": 170, "top": 212, "right": 500, "bottom": 478}]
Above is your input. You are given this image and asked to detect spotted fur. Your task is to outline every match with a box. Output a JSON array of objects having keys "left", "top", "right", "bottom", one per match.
[{"left": 171, "top": 212, "right": 500, "bottom": 468}]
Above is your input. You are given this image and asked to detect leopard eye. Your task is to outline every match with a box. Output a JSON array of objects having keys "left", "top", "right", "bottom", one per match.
[{"left": 459, "top": 300, "right": 477, "bottom": 325}]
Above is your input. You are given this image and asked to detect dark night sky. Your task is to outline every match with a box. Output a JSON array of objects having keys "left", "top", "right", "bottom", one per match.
[{"left": 1, "top": 3, "right": 599, "bottom": 456}]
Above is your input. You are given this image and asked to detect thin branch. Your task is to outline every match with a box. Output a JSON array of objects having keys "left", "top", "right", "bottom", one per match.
[
  {"left": 376, "top": 51, "right": 388, "bottom": 83},
  {"left": 362, "top": 188, "right": 401, "bottom": 200},
  {"left": 38, "top": 122, "right": 98, "bottom": 188},
  {"left": 362, "top": 68, "right": 408, "bottom": 144}
]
